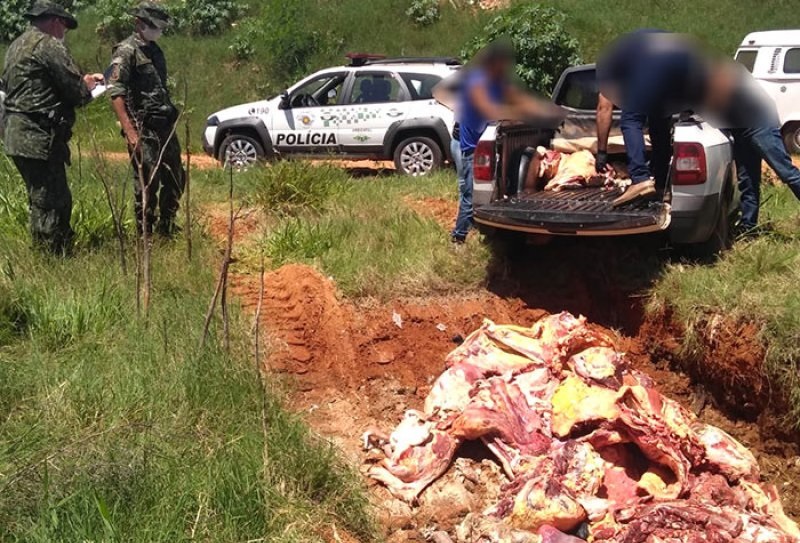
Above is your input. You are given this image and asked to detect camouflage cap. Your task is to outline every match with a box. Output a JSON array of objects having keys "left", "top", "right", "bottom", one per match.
[
  {"left": 130, "top": 2, "right": 170, "bottom": 30},
  {"left": 25, "top": 0, "right": 78, "bottom": 30}
]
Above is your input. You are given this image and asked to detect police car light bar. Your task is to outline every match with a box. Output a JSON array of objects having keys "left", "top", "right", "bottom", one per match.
[{"left": 346, "top": 53, "right": 387, "bottom": 66}]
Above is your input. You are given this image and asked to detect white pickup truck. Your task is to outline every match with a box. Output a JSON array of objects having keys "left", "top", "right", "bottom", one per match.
[{"left": 472, "top": 64, "right": 738, "bottom": 256}]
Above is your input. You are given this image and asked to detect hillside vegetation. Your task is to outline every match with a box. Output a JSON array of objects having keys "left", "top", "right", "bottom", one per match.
[{"left": 5, "top": 0, "right": 800, "bottom": 150}]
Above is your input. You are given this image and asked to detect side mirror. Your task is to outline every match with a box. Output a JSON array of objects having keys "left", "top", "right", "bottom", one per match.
[{"left": 279, "top": 91, "right": 290, "bottom": 110}]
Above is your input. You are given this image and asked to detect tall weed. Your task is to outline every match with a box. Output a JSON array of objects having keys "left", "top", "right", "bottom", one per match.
[{"left": 253, "top": 161, "right": 347, "bottom": 216}]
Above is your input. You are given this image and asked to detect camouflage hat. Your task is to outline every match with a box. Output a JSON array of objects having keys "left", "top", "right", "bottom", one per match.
[
  {"left": 25, "top": 0, "right": 78, "bottom": 30},
  {"left": 130, "top": 2, "right": 170, "bottom": 30}
]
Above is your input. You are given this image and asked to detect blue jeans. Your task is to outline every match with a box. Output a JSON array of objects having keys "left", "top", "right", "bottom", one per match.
[
  {"left": 452, "top": 150, "right": 474, "bottom": 240},
  {"left": 620, "top": 111, "right": 673, "bottom": 187},
  {"left": 732, "top": 127, "right": 800, "bottom": 228},
  {"left": 451, "top": 139, "right": 463, "bottom": 178}
]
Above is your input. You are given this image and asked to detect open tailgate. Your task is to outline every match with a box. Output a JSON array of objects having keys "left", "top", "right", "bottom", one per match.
[{"left": 474, "top": 188, "right": 671, "bottom": 236}]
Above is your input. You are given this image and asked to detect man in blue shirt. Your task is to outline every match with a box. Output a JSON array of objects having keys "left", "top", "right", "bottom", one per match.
[{"left": 450, "top": 41, "right": 563, "bottom": 244}]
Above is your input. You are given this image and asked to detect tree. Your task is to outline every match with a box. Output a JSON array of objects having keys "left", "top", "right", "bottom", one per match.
[{"left": 462, "top": 3, "right": 582, "bottom": 96}]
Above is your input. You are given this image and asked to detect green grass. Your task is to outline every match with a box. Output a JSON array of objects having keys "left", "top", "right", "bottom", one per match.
[
  {"left": 649, "top": 184, "right": 800, "bottom": 424},
  {"left": 0, "top": 160, "right": 376, "bottom": 542},
  {"left": 534, "top": 0, "right": 800, "bottom": 60},
  {"left": 243, "top": 164, "right": 489, "bottom": 298}
]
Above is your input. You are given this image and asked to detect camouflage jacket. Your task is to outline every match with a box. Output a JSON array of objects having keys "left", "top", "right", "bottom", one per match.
[
  {"left": 1, "top": 27, "right": 91, "bottom": 162},
  {"left": 108, "top": 34, "right": 177, "bottom": 130}
]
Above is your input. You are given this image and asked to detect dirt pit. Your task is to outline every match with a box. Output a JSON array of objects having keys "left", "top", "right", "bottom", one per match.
[
  {"left": 224, "top": 262, "right": 800, "bottom": 541},
  {"left": 201, "top": 197, "right": 800, "bottom": 541}
]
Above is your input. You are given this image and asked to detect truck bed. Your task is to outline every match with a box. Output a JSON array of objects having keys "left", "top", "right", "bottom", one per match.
[{"left": 474, "top": 188, "right": 671, "bottom": 236}]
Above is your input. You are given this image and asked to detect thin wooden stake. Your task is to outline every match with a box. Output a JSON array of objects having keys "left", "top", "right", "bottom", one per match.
[
  {"left": 183, "top": 77, "right": 193, "bottom": 261},
  {"left": 200, "top": 166, "right": 239, "bottom": 348},
  {"left": 254, "top": 255, "right": 265, "bottom": 373}
]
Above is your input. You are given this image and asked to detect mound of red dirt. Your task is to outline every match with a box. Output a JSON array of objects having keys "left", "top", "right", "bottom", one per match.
[
  {"left": 232, "top": 263, "right": 548, "bottom": 392},
  {"left": 404, "top": 197, "right": 458, "bottom": 231},
  {"left": 640, "top": 309, "right": 769, "bottom": 421}
]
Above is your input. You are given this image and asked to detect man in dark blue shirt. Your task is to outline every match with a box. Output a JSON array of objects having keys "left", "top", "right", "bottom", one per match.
[
  {"left": 597, "top": 30, "right": 800, "bottom": 231},
  {"left": 596, "top": 30, "right": 707, "bottom": 207}
]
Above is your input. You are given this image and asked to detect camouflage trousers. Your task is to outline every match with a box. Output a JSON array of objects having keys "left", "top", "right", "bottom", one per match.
[
  {"left": 12, "top": 155, "right": 74, "bottom": 255},
  {"left": 129, "top": 128, "right": 185, "bottom": 236}
]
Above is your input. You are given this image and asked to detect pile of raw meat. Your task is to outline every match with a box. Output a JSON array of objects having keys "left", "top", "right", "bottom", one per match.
[
  {"left": 364, "top": 313, "right": 800, "bottom": 543},
  {"left": 530, "top": 148, "right": 627, "bottom": 192}
]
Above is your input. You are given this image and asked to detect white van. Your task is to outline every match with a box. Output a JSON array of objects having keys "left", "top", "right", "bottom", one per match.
[{"left": 735, "top": 30, "right": 800, "bottom": 153}]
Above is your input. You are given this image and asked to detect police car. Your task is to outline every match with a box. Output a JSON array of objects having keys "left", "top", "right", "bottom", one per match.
[{"left": 202, "top": 55, "right": 459, "bottom": 176}]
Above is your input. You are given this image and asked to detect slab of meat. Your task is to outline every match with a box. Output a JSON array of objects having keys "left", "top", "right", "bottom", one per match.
[
  {"left": 693, "top": 423, "right": 760, "bottom": 482},
  {"left": 537, "top": 146, "right": 561, "bottom": 180},
  {"left": 363, "top": 312, "right": 800, "bottom": 543},
  {"left": 612, "top": 385, "right": 704, "bottom": 498},
  {"left": 550, "top": 375, "right": 619, "bottom": 438},
  {"left": 451, "top": 378, "right": 551, "bottom": 476},
  {"left": 543, "top": 150, "right": 615, "bottom": 192},
  {"left": 489, "top": 442, "right": 605, "bottom": 533},
  {"left": 567, "top": 346, "right": 626, "bottom": 389},
  {"left": 367, "top": 413, "right": 460, "bottom": 502},
  {"left": 602, "top": 501, "right": 746, "bottom": 542}
]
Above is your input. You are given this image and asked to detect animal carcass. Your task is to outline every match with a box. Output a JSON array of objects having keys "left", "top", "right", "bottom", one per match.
[{"left": 363, "top": 312, "right": 800, "bottom": 543}]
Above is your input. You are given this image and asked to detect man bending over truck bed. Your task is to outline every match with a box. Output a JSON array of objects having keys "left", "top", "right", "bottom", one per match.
[
  {"left": 597, "top": 29, "right": 800, "bottom": 227},
  {"left": 596, "top": 30, "right": 708, "bottom": 208}
]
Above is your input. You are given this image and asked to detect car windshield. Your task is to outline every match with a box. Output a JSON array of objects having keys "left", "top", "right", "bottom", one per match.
[
  {"left": 554, "top": 69, "right": 619, "bottom": 111},
  {"left": 292, "top": 73, "right": 348, "bottom": 106}
]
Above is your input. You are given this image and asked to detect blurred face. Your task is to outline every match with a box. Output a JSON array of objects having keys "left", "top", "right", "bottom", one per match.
[
  {"left": 486, "top": 57, "right": 512, "bottom": 80},
  {"left": 136, "top": 19, "right": 163, "bottom": 42},
  {"left": 37, "top": 16, "right": 68, "bottom": 40}
]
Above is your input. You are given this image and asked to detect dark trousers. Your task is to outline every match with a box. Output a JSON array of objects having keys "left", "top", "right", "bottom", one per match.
[
  {"left": 620, "top": 111, "right": 673, "bottom": 189},
  {"left": 732, "top": 126, "right": 800, "bottom": 228},
  {"left": 130, "top": 128, "right": 185, "bottom": 235},
  {"left": 12, "top": 155, "right": 74, "bottom": 255}
]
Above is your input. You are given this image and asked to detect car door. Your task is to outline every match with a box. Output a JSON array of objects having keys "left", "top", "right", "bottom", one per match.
[
  {"left": 338, "top": 71, "right": 409, "bottom": 154},
  {"left": 778, "top": 47, "right": 800, "bottom": 127},
  {"left": 271, "top": 71, "right": 350, "bottom": 155}
]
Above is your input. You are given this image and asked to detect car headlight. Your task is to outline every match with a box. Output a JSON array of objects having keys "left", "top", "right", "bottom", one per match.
[{"left": 206, "top": 115, "right": 220, "bottom": 127}]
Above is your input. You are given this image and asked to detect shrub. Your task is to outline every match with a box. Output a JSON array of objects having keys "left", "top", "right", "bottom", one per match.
[
  {"left": 461, "top": 3, "right": 582, "bottom": 95},
  {"left": 229, "top": 17, "right": 260, "bottom": 61},
  {"left": 169, "top": 0, "right": 247, "bottom": 36},
  {"left": 94, "top": 0, "right": 246, "bottom": 42},
  {"left": 0, "top": 0, "right": 29, "bottom": 43},
  {"left": 261, "top": 1, "right": 322, "bottom": 79},
  {"left": 406, "top": 0, "right": 440, "bottom": 27},
  {"left": 94, "top": 0, "right": 134, "bottom": 42}
]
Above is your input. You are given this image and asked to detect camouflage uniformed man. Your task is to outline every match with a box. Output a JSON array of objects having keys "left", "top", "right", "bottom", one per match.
[
  {"left": 1, "top": 1, "right": 103, "bottom": 254},
  {"left": 108, "top": 3, "right": 185, "bottom": 237}
]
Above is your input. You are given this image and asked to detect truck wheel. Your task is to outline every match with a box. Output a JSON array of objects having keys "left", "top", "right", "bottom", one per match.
[
  {"left": 782, "top": 122, "right": 800, "bottom": 155},
  {"left": 680, "top": 191, "right": 733, "bottom": 261},
  {"left": 394, "top": 136, "right": 443, "bottom": 177},
  {"left": 219, "top": 134, "right": 265, "bottom": 170}
]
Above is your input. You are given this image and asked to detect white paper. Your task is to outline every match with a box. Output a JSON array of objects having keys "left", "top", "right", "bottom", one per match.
[{"left": 91, "top": 84, "right": 107, "bottom": 99}]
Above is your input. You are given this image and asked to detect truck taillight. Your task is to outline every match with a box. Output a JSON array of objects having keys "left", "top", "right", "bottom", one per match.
[
  {"left": 473, "top": 140, "right": 494, "bottom": 183},
  {"left": 673, "top": 142, "right": 707, "bottom": 185}
]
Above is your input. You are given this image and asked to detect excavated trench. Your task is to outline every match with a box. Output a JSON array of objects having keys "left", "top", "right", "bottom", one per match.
[{"left": 204, "top": 197, "right": 800, "bottom": 542}]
